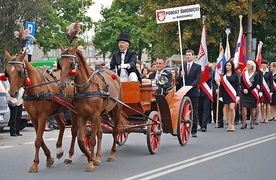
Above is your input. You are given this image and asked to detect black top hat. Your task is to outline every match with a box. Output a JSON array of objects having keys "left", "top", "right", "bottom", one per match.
[{"left": 117, "top": 33, "right": 131, "bottom": 44}]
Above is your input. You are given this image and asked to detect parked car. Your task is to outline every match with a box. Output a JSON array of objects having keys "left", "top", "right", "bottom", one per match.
[{"left": 0, "top": 77, "right": 10, "bottom": 132}]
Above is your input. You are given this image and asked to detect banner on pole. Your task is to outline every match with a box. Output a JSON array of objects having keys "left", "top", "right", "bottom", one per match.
[{"left": 156, "top": 4, "right": 201, "bottom": 24}]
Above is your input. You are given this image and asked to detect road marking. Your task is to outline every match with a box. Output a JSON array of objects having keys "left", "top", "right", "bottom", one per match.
[
  {"left": 0, "top": 146, "right": 13, "bottom": 149},
  {"left": 123, "top": 133, "right": 276, "bottom": 180},
  {"left": 0, "top": 135, "right": 72, "bottom": 150}
]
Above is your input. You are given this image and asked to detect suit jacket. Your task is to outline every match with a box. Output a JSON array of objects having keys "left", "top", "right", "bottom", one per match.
[
  {"left": 110, "top": 49, "right": 138, "bottom": 77},
  {"left": 149, "top": 69, "right": 172, "bottom": 94},
  {"left": 177, "top": 62, "right": 201, "bottom": 97}
]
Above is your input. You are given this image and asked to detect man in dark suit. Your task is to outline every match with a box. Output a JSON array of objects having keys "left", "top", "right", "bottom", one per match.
[
  {"left": 110, "top": 33, "right": 140, "bottom": 81},
  {"left": 149, "top": 57, "right": 172, "bottom": 95},
  {"left": 177, "top": 50, "right": 201, "bottom": 137}
]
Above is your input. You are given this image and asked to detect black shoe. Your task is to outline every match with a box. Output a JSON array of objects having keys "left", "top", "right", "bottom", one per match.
[
  {"left": 241, "top": 123, "right": 247, "bottom": 129},
  {"left": 10, "top": 133, "right": 17, "bottom": 137},
  {"left": 217, "top": 125, "right": 224, "bottom": 128},
  {"left": 192, "top": 134, "right": 197, "bottom": 137},
  {"left": 201, "top": 128, "right": 206, "bottom": 132},
  {"left": 16, "top": 133, "right": 22, "bottom": 136}
]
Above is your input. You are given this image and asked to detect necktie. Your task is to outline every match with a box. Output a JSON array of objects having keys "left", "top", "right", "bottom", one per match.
[{"left": 187, "top": 64, "right": 191, "bottom": 75}]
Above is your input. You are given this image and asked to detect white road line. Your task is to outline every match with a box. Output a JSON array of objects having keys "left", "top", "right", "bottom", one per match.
[
  {"left": 0, "top": 146, "right": 13, "bottom": 149},
  {"left": 0, "top": 135, "right": 72, "bottom": 149},
  {"left": 123, "top": 133, "right": 276, "bottom": 180}
]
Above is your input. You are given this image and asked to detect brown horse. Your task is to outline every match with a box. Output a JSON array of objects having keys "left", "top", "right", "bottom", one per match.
[
  {"left": 58, "top": 44, "right": 128, "bottom": 172},
  {"left": 4, "top": 50, "right": 78, "bottom": 173}
]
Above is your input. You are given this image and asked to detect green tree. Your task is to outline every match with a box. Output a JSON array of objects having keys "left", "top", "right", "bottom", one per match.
[
  {"left": 0, "top": 0, "right": 93, "bottom": 71},
  {"left": 93, "top": 0, "right": 149, "bottom": 60},
  {"left": 94, "top": 0, "right": 276, "bottom": 64},
  {"left": 252, "top": 0, "right": 276, "bottom": 61}
]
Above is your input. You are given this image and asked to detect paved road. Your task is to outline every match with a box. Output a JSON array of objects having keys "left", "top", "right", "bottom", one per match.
[{"left": 0, "top": 120, "right": 276, "bottom": 180}]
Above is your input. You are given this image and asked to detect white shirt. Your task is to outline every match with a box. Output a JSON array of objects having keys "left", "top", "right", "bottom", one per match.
[
  {"left": 121, "top": 51, "right": 126, "bottom": 64},
  {"left": 155, "top": 70, "right": 164, "bottom": 80}
]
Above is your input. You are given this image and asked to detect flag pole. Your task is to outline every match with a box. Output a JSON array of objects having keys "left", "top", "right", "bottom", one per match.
[
  {"left": 225, "top": 28, "right": 231, "bottom": 61},
  {"left": 215, "top": 40, "right": 222, "bottom": 128},
  {"left": 215, "top": 81, "right": 220, "bottom": 128},
  {"left": 178, "top": 20, "right": 185, "bottom": 86}
]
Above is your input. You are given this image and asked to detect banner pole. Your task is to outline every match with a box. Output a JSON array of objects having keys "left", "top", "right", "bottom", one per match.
[
  {"left": 215, "top": 81, "right": 220, "bottom": 128},
  {"left": 178, "top": 20, "right": 185, "bottom": 86}
]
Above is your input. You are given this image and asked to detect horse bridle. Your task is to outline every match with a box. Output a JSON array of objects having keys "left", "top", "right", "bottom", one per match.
[
  {"left": 58, "top": 53, "right": 79, "bottom": 70},
  {"left": 5, "top": 59, "right": 26, "bottom": 78}
]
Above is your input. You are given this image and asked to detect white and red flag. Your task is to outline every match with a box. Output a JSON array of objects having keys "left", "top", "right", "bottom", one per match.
[
  {"left": 233, "top": 15, "right": 247, "bottom": 73},
  {"left": 255, "top": 41, "right": 263, "bottom": 70},
  {"left": 214, "top": 44, "right": 227, "bottom": 83},
  {"left": 197, "top": 24, "right": 213, "bottom": 102}
]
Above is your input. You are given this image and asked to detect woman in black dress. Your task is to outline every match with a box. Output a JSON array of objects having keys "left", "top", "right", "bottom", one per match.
[
  {"left": 259, "top": 60, "right": 273, "bottom": 123},
  {"left": 218, "top": 60, "right": 240, "bottom": 131},
  {"left": 269, "top": 62, "right": 276, "bottom": 121},
  {"left": 240, "top": 60, "right": 260, "bottom": 129}
]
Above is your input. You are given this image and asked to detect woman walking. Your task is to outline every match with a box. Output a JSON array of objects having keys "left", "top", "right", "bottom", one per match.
[
  {"left": 269, "top": 62, "right": 276, "bottom": 121},
  {"left": 218, "top": 60, "right": 240, "bottom": 132},
  {"left": 259, "top": 60, "right": 273, "bottom": 123},
  {"left": 240, "top": 60, "right": 260, "bottom": 129}
]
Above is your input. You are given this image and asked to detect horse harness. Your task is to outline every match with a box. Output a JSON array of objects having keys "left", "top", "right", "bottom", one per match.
[
  {"left": 71, "top": 69, "right": 111, "bottom": 116},
  {"left": 59, "top": 51, "right": 113, "bottom": 115}
]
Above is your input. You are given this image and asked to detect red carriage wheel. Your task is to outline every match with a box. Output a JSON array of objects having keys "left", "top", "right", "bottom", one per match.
[
  {"left": 146, "top": 111, "right": 162, "bottom": 154},
  {"left": 177, "top": 96, "right": 193, "bottom": 146},
  {"left": 116, "top": 132, "right": 129, "bottom": 146}
]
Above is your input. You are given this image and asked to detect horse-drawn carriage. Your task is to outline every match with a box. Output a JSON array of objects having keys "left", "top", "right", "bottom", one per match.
[
  {"left": 2, "top": 44, "right": 193, "bottom": 172},
  {"left": 80, "top": 81, "right": 193, "bottom": 154}
]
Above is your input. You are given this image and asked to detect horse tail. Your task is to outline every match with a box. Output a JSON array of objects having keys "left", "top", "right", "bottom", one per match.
[{"left": 118, "top": 111, "right": 129, "bottom": 132}]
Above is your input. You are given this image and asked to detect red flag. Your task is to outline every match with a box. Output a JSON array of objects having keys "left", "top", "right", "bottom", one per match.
[
  {"left": 197, "top": 24, "right": 213, "bottom": 102},
  {"left": 256, "top": 41, "right": 263, "bottom": 70},
  {"left": 234, "top": 15, "right": 247, "bottom": 73},
  {"left": 197, "top": 25, "right": 210, "bottom": 84}
]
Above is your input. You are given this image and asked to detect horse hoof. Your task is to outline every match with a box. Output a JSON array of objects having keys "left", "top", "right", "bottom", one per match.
[
  {"left": 64, "top": 158, "right": 72, "bottom": 164},
  {"left": 107, "top": 157, "right": 115, "bottom": 162},
  {"left": 56, "top": 151, "right": 64, "bottom": 159},
  {"left": 29, "top": 166, "right": 38, "bottom": 173},
  {"left": 46, "top": 158, "right": 54, "bottom": 167},
  {"left": 86, "top": 165, "right": 94, "bottom": 172},
  {"left": 93, "top": 159, "right": 101, "bottom": 166},
  {"left": 56, "top": 148, "right": 64, "bottom": 159}
]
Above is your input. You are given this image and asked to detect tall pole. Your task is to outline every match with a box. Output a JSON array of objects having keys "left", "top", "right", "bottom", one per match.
[
  {"left": 178, "top": 20, "right": 185, "bottom": 86},
  {"left": 247, "top": 0, "right": 253, "bottom": 60}
]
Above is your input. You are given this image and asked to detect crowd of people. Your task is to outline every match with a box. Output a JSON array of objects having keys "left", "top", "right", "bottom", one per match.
[
  {"left": 110, "top": 33, "right": 276, "bottom": 138},
  {"left": 7, "top": 32, "right": 276, "bottom": 138}
]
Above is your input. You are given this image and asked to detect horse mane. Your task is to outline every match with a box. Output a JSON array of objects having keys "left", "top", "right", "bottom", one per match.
[
  {"left": 23, "top": 55, "right": 40, "bottom": 82},
  {"left": 76, "top": 49, "right": 91, "bottom": 76}
]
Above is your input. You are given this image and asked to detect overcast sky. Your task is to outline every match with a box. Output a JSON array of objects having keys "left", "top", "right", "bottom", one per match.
[{"left": 86, "top": 0, "right": 113, "bottom": 22}]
